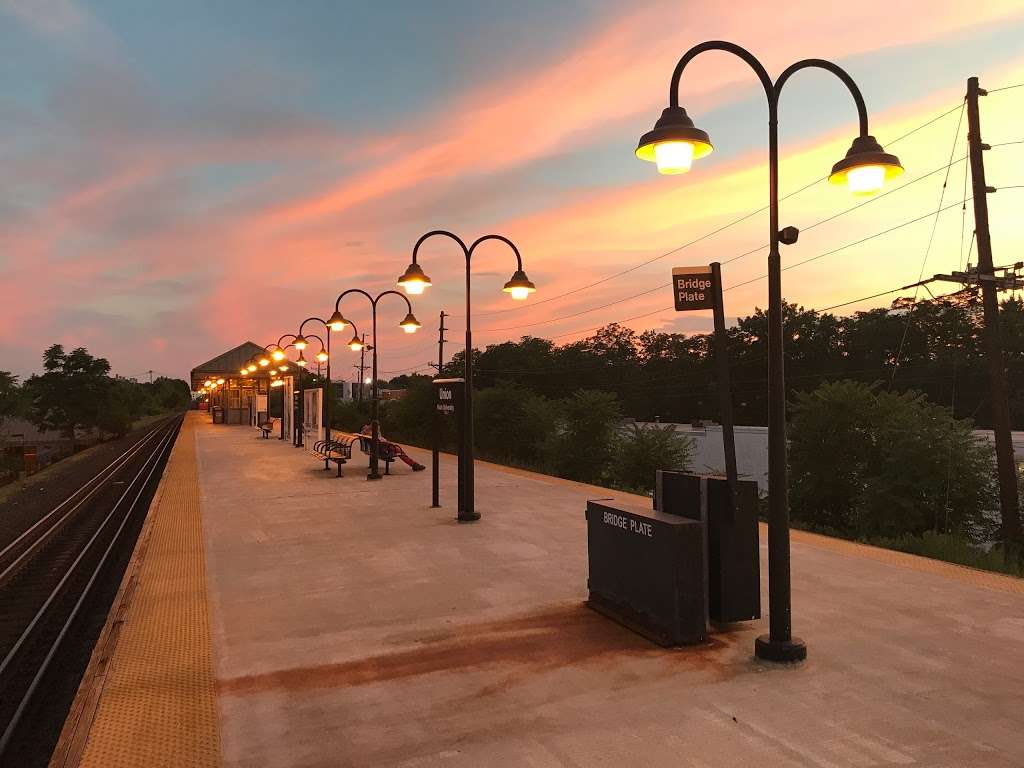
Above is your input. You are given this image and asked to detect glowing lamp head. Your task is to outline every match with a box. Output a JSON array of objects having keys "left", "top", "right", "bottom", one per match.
[
  {"left": 247, "top": 363, "right": 257, "bottom": 373},
  {"left": 364, "top": 377, "right": 372, "bottom": 385},
  {"left": 503, "top": 269, "right": 536, "bottom": 301},
  {"left": 399, "top": 312, "right": 421, "bottom": 334},
  {"left": 327, "top": 310, "right": 348, "bottom": 332},
  {"left": 258, "top": 356, "right": 269, "bottom": 367},
  {"left": 829, "top": 135, "right": 903, "bottom": 196},
  {"left": 316, "top": 350, "right": 329, "bottom": 363},
  {"left": 278, "top": 362, "right": 289, "bottom": 372},
  {"left": 240, "top": 368, "right": 248, "bottom": 376},
  {"left": 397, "top": 262, "right": 432, "bottom": 295},
  {"left": 270, "top": 346, "right": 285, "bottom": 361},
  {"left": 216, "top": 378, "right": 225, "bottom": 385},
  {"left": 348, "top": 335, "right": 364, "bottom": 352},
  {"left": 293, "top": 335, "right": 308, "bottom": 351},
  {"left": 636, "top": 106, "right": 713, "bottom": 175},
  {"left": 204, "top": 380, "right": 212, "bottom": 387},
  {"left": 296, "top": 353, "right": 308, "bottom": 367}
]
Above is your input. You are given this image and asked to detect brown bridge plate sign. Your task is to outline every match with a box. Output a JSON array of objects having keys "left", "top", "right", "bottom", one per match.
[{"left": 672, "top": 266, "right": 715, "bottom": 311}]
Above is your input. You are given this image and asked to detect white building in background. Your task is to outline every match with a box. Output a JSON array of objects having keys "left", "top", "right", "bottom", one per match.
[
  {"left": 332, "top": 380, "right": 368, "bottom": 401},
  {"left": 637, "top": 422, "right": 1024, "bottom": 496}
]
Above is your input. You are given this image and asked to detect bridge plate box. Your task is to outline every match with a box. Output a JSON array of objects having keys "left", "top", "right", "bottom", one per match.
[
  {"left": 585, "top": 498, "right": 706, "bottom": 646},
  {"left": 655, "top": 471, "right": 761, "bottom": 623}
]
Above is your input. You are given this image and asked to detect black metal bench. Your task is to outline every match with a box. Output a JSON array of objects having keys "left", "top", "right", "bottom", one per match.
[
  {"left": 355, "top": 434, "right": 400, "bottom": 474},
  {"left": 257, "top": 418, "right": 279, "bottom": 439},
  {"left": 309, "top": 436, "right": 356, "bottom": 477}
]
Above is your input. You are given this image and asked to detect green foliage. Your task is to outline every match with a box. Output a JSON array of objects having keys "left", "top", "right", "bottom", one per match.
[
  {"left": 612, "top": 423, "right": 693, "bottom": 493},
  {"left": 384, "top": 379, "right": 435, "bottom": 446},
  {"left": 21, "top": 345, "right": 189, "bottom": 439},
  {"left": 0, "top": 371, "right": 23, "bottom": 428},
  {"left": 871, "top": 532, "right": 1023, "bottom": 578},
  {"left": 790, "top": 380, "right": 996, "bottom": 542},
  {"left": 540, "top": 389, "right": 621, "bottom": 484},
  {"left": 330, "top": 397, "right": 370, "bottom": 433},
  {"left": 473, "top": 384, "right": 557, "bottom": 466}
]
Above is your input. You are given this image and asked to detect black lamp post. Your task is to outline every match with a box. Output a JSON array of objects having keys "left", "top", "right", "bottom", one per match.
[
  {"left": 636, "top": 41, "right": 903, "bottom": 663},
  {"left": 330, "top": 289, "right": 421, "bottom": 479},
  {"left": 397, "top": 231, "right": 535, "bottom": 521},
  {"left": 296, "top": 317, "right": 334, "bottom": 443},
  {"left": 290, "top": 333, "right": 328, "bottom": 447}
]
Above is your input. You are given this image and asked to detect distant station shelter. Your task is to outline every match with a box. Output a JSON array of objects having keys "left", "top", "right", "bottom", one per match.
[{"left": 190, "top": 342, "right": 274, "bottom": 426}]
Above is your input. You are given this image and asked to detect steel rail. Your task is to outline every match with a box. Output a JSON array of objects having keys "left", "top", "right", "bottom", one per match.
[
  {"left": 0, "top": 418, "right": 171, "bottom": 587},
  {"left": 0, "top": 416, "right": 181, "bottom": 755}
]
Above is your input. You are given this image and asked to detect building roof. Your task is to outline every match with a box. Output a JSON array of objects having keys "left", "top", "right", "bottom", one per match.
[{"left": 190, "top": 341, "right": 266, "bottom": 383}]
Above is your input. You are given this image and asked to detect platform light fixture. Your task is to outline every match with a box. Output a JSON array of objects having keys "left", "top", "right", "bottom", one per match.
[
  {"left": 399, "top": 312, "right": 421, "bottom": 334},
  {"left": 348, "top": 334, "right": 364, "bottom": 352},
  {"left": 635, "top": 40, "right": 906, "bottom": 664},
  {"left": 327, "top": 310, "right": 348, "bottom": 332}
]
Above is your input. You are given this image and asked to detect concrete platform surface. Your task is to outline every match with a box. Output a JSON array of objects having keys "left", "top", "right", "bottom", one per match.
[{"left": 193, "top": 419, "right": 1024, "bottom": 768}]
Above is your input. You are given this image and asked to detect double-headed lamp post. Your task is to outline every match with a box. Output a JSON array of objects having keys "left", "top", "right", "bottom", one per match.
[
  {"left": 329, "top": 289, "right": 420, "bottom": 480},
  {"left": 397, "top": 231, "right": 535, "bottom": 522},
  {"left": 295, "top": 317, "right": 335, "bottom": 442},
  {"left": 636, "top": 41, "right": 903, "bottom": 663}
]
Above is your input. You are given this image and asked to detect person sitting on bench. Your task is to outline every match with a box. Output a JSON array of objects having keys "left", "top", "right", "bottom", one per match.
[{"left": 360, "top": 424, "right": 426, "bottom": 471}]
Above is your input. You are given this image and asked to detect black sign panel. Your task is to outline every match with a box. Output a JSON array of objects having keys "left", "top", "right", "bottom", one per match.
[
  {"left": 433, "top": 378, "right": 466, "bottom": 513},
  {"left": 672, "top": 266, "right": 715, "bottom": 311},
  {"left": 586, "top": 498, "right": 706, "bottom": 646}
]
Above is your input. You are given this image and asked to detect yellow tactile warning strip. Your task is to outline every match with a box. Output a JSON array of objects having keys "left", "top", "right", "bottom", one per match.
[
  {"left": 789, "top": 525, "right": 1024, "bottom": 595},
  {"left": 62, "top": 413, "right": 220, "bottom": 767}
]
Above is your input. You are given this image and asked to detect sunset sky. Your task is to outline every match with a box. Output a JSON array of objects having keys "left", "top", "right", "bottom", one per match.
[{"left": 3, "top": 0, "right": 1024, "bottom": 383}]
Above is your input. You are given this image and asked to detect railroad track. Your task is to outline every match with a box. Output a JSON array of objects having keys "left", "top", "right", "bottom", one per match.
[{"left": 0, "top": 414, "right": 182, "bottom": 763}]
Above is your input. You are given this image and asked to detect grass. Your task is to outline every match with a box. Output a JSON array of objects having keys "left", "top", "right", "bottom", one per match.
[{"left": 870, "top": 531, "right": 1024, "bottom": 578}]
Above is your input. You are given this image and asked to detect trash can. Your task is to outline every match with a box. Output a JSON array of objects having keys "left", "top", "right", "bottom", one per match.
[{"left": 211, "top": 405, "right": 225, "bottom": 424}]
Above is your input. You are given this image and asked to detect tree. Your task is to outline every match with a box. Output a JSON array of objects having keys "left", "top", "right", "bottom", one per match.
[
  {"left": 789, "top": 380, "right": 996, "bottom": 541},
  {"left": 612, "top": 423, "right": 694, "bottom": 493},
  {"left": 24, "top": 345, "right": 115, "bottom": 439},
  {"left": 473, "top": 384, "right": 557, "bottom": 466},
  {"left": 541, "top": 389, "right": 621, "bottom": 484},
  {"left": 0, "top": 372, "right": 22, "bottom": 429}
]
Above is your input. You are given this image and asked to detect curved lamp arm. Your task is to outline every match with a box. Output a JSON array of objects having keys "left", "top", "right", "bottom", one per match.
[
  {"left": 467, "top": 234, "right": 524, "bottom": 271},
  {"left": 774, "top": 59, "right": 869, "bottom": 136},
  {"left": 305, "top": 334, "right": 327, "bottom": 354},
  {"left": 334, "top": 287, "right": 373, "bottom": 313},
  {"left": 373, "top": 289, "right": 413, "bottom": 315},
  {"left": 670, "top": 40, "right": 773, "bottom": 106},
  {"left": 298, "top": 316, "right": 328, "bottom": 335},
  {"left": 410, "top": 229, "right": 470, "bottom": 266},
  {"left": 669, "top": 41, "right": 869, "bottom": 136}
]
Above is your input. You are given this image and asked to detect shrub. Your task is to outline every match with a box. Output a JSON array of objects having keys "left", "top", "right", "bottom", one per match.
[
  {"left": 612, "top": 423, "right": 693, "bottom": 493},
  {"left": 473, "top": 384, "right": 557, "bottom": 466},
  {"left": 790, "top": 380, "right": 996, "bottom": 542},
  {"left": 541, "top": 389, "right": 621, "bottom": 484}
]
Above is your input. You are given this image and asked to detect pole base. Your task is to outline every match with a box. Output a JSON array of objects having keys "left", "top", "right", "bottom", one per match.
[
  {"left": 754, "top": 634, "right": 807, "bottom": 663},
  {"left": 367, "top": 473, "right": 383, "bottom": 481},
  {"left": 457, "top": 511, "right": 481, "bottom": 523}
]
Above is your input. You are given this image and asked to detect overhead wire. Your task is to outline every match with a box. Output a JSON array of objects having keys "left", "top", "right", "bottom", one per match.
[
  {"left": 450, "top": 99, "right": 967, "bottom": 320},
  {"left": 890, "top": 99, "right": 965, "bottom": 386}
]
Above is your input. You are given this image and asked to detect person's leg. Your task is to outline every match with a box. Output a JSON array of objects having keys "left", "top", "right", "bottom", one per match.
[{"left": 396, "top": 447, "right": 425, "bottom": 471}]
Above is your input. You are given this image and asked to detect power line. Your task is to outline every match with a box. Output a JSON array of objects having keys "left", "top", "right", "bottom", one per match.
[
  {"left": 892, "top": 100, "right": 966, "bottom": 386},
  {"left": 451, "top": 99, "right": 967, "bottom": 320},
  {"left": 477, "top": 152, "right": 974, "bottom": 335}
]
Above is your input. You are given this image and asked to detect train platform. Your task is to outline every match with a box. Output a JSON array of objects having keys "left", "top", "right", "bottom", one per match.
[{"left": 61, "top": 412, "right": 1024, "bottom": 767}]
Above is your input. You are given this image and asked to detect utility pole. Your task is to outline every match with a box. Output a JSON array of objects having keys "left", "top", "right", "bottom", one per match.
[
  {"left": 147, "top": 369, "right": 153, "bottom": 384},
  {"left": 431, "top": 311, "right": 447, "bottom": 509},
  {"left": 966, "top": 75, "right": 1020, "bottom": 546},
  {"left": 355, "top": 334, "right": 367, "bottom": 404},
  {"left": 436, "top": 311, "right": 447, "bottom": 374}
]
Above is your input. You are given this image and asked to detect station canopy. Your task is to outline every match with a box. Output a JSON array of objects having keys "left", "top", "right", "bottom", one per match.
[{"left": 190, "top": 341, "right": 267, "bottom": 390}]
